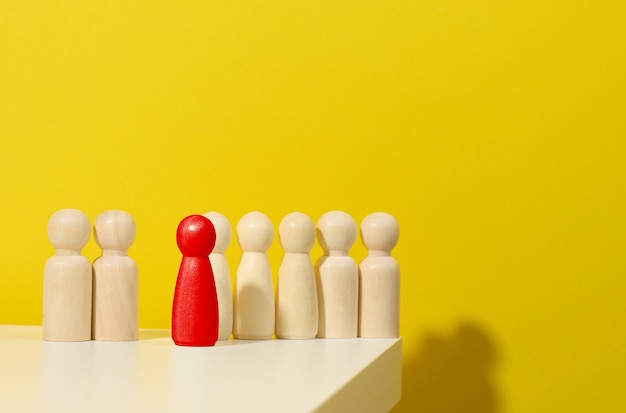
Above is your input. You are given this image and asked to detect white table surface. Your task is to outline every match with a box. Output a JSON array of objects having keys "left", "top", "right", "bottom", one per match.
[{"left": 0, "top": 325, "right": 401, "bottom": 413}]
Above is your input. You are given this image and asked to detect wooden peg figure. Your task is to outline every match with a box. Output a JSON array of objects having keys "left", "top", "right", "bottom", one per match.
[
  {"left": 172, "top": 215, "right": 219, "bottom": 346},
  {"left": 315, "top": 211, "right": 359, "bottom": 338},
  {"left": 43, "top": 209, "right": 92, "bottom": 341},
  {"left": 276, "top": 212, "right": 318, "bottom": 339},
  {"left": 358, "top": 212, "right": 400, "bottom": 338},
  {"left": 234, "top": 211, "right": 275, "bottom": 340},
  {"left": 92, "top": 210, "right": 138, "bottom": 341},
  {"left": 203, "top": 211, "right": 233, "bottom": 340}
]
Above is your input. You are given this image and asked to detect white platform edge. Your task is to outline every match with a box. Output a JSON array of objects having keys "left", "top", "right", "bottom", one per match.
[
  {"left": 316, "top": 337, "right": 402, "bottom": 413},
  {"left": 0, "top": 325, "right": 402, "bottom": 413}
]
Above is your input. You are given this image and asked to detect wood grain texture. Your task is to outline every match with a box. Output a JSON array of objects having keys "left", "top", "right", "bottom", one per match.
[
  {"left": 315, "top": 211, "right": 358, "bottom": 339},
  {"left": 42, "top": 209, "right": 92, "bottom": 342},
  {"left": 358, "top": 213, "right": 400, "bottom": 339},
  {"left": 92, "top": 210, "right": 138, "bottom": 341}
]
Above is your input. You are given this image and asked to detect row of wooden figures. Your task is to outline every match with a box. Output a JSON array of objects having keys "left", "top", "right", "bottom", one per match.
[
  {"left": 174, "top": 210, "right": 400, "bottom": 345},
  {"left": 42, "top": 209, "right": 399, "bottom": 344},
  {"left": 43, "top": 209, "right": 138, "bottom": 342}
]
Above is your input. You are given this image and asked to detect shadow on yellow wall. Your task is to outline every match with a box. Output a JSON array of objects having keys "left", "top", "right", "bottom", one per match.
[{"left": 395, "top": 322, "right": 500, "bottom": 413}]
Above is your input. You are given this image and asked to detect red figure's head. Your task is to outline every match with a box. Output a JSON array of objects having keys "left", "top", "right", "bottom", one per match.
[{"left": 177, "top": 215, "right": 216, "bottom": 257}]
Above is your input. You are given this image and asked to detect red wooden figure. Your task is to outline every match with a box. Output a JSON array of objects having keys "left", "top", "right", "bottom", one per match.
[{"left": 172, "top": 215, "right": 219, "bottom": 346}]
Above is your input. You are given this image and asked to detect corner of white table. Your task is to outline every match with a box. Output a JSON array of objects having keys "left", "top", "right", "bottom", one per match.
[{"left": 0, "top": 325, "right": 401, "bottom": 412}]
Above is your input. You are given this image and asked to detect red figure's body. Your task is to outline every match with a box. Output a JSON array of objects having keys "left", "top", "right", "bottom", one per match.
[{"left": 172, "top": 215, "right": 219, "bottom": 346}]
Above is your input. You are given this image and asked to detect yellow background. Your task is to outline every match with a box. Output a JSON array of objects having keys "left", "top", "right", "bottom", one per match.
[{"left": 1, "top": 1, "right": 625, "bottom": 412}]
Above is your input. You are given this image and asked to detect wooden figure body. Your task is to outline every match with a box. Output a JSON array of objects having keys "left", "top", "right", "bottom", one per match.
[
  {"left": 43, "top": 209, "right": 92, "bottom": 341},
  {"left": 234, "top": 211, "right": 274, "bottom": 340},
  {"left": 203, "top": 211, "right": 233, "bottom": 340},
  {"left": 358, "top": 212, "right": 400, "bottom": 338},
  {"left": 315, "top": 211, "right": 359, "bottom": 338},
  {"left": 92, "top": 210, "right": 138, "bottom": 341},
  {"left": 172, "top": 215, "right": 219, "bottom": 346},
  {"left": 276, "top": 212, "right": 318, "bottom": 339}
]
